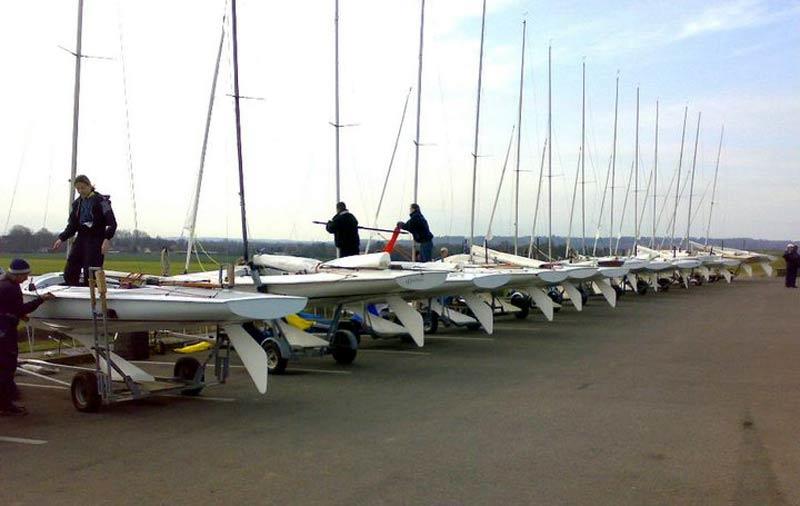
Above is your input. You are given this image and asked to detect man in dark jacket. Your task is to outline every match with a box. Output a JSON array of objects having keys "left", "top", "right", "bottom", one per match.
[
  {"left": 398, "top": 203, "right": 434, "bottom": 262},
  {"left": 0, "top": 259, "right": 54, "bottom": 416},
  {"left": 783, "top": 243, "right": 799, "bottom": 288},
  {"left": 52, "top": 175, "right": 117, "bottom": 286},
  {"left": 326, "top": 202, "right": 360, "bottom": 257}
]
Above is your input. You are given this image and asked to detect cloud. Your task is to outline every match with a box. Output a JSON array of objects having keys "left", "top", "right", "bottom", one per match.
[{"left": 676, "top": 0, "right": 798, "bottom": 40}]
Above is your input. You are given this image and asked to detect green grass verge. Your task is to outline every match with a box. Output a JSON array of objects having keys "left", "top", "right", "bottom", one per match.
[{"left": 0, "top": 253, "right": 238, "bottom": 276}]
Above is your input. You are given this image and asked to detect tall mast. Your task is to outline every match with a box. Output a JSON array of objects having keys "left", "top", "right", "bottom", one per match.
[
  {"left": 528, "top": 139, "right": 547, "bottom": 258},
  {"left": 230, "top": 0, "right": 249, "bottom": 261},
  {"left": 580, "top": 59, "right": 586, "bottom": 254},
  {"left": 413, "top": 0, "right": 425, "bottom": 203},
  {"left": 184, "top": 16, "right": 226, "bottom": 273},
  {"left": 705, "top": 124, "right": 724, "bottom": 247},
  {"left": 513, "top": 19, "right": 526, "bottom": 256},
  {"left": 547, "top": 45, "right": 552, "bottom": 260},
  {"left": 633, "top": 85, "right": 639, "bottom": 253},
  {"left": 609, "top": 73, "right": 619, "bottom": 254},
  {"left": 468, "top": 0, "right": 487, "bottom": 258},
  {"left": 684, "top": 111, "right": 701, "bottom": 250},
  {"left": 66, "top": 0, "right": 85, "bottom": 257},
  {"left": 671, "top": 106, "right": 688, "bottom": 249},
  {"left": 651, "top": 100, "right": 658, "bottom": 247},
  {"left": 334, "top": 0, "right": 341, "bottom": 203}
]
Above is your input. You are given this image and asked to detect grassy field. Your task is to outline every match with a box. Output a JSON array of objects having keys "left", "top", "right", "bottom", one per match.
[{"left": 0, "top": 252, "right": 238, "bottom": 276}]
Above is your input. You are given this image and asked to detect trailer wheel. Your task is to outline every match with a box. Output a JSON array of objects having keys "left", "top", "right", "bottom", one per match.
[
  {"left": 510, "top": 292, "right": 530, "bottom": 319},
  {"left": 71, "top": 371, "right": 101, "bottom": 413},
  {"left": 263, "top": 340, "right": 288, "bottom": 374},
  {"left": 174, "top": 357, "right": 204, "bottom": 396},
  {"left": 613, "top": 284, "right": 624, "bottom": 298},
  {"left": 579, "top": 287, "right": 590, "bottom": 307},
  {"left": 636, "top": 280, "right": 649, "bottom": 295},
  {"left": 423, "top": 312, "right": 439, "bottom": 333},
  {"left": 548, "top": 290, "right": 563, "bottom": 313},
  {"left": 331, "top": 330, "right": 357, "bottom": 365},
  {"left": 337, "top": 320, "right": 362, "bottom": 344}
]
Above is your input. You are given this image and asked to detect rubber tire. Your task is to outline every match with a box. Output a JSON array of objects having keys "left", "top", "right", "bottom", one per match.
[
  {"left": 579, "top": 287, "right": 589, "bottom": 307},
  {"left": 331, "top": 330, "right": 357, "bottom": 365},
  {"left": 174, "top": 357, "right": 204, "bottom": 396},
  {"left": 466, "top": 322, "right": 482, "bottom": 331},
  {"left": 71, "top": 371, "right": 101, "bottom": 413},
  {"left": 423, "top": 312, "right": 439, "bottom": 334},
  {"left": 514, "top": 304, "right": 530, "bottom": 319},
  {"left": 636, "top": 280, "right": 649, "bottom": 296},
  {"left": 263, "top": 340, "right": 288, "bottom": 375},
  {"left": 548, "top": 290, "right": 563, "bottom": 313},
  {"left": 613, "top": 284, "right": 624, "bottom": 298}
]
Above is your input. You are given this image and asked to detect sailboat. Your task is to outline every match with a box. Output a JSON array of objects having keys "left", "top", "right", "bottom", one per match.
[
  {"left": 169, "top": 1, "right": 452, "bottom": 353},
  {"left": 22, "top": 0, "right": 309, "bottom": 395}
]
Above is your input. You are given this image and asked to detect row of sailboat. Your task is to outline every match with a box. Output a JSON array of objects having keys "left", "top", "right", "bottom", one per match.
[{"left": 21, "top": 0, "right": 773, "bottom": 400}]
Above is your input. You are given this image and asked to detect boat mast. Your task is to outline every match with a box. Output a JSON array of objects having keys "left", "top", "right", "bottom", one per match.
[
  {"left": 670, "top": 106, "right": 688, "bottom": 250},
  {"left": 547, "top": 45, "right": 552, "bottom": 260},
  {"left": 609, "top": 72, "right": 619, "bottom": 255},
  {"left": 413, "top": 0, "right": 425, "bottom": 203},
  {"left": 334, "top": 0, "right": 341, "bottom": 203},
  {"left": 230, "top": 0, "right": 249, "bottom": 261},
  {"left": 410, "top": 0, "right": 426, "bottom": 261},
  {"left": 684, "top": 111, "right": 701, "bottom": 250},
  {"left": 514, "top": 19, "right": 528, "bottom": 255},
  {"left": 580, "top": 59, "right": 586, "bottom": 255},
  {"left": 633, "top": 85, "right": 639, "bottom": 254},
  {"left": 705, "top": 124, "right": 724, "bottom": 247},
  {"left": 66, "top": 0, "right": 85, "bottom": 257},
  {"left": 528, "top": 139, "right": 547, "bottom": 258},
  {"left": 468, "top": 0, "right": 487, "bottom": 258},
  {"left": 513, "top": 19, "right": 526, "bottom": 256},
  {"left": 184, "top": 16, "right": 226, "bottom": 273},
  {"left": 651, "top": 100, "right": 658, "bottom": 247}
]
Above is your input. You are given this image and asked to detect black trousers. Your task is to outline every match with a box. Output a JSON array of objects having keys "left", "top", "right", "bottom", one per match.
[
  {"left": 786, "top": 266, "right": 798, "bottom": 288},
  {"left": 64, "top": 236, "right": 105, "bottom": 286},
  {"left": 0, "top": 350, "right": 17, "bottom": 409}
]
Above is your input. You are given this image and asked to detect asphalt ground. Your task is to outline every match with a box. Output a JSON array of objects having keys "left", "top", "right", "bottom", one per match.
[{"left": 1, "top": 277, "right": 798, "bottom": 505}]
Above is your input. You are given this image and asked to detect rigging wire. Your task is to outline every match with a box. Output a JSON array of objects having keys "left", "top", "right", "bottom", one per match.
[{"left": 116, "top": 1, "right": 139, "bottom": 240}]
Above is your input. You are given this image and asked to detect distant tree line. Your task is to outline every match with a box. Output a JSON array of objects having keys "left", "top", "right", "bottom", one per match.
[{"left": 0, "top": 224, "right": 788, "bottom": 260}]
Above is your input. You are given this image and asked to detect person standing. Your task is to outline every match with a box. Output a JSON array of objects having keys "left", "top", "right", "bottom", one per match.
[
  {"left": 0, "top": 259, "right": 54, "bottom": 416},
  {"left": 52, "top": 175, "right": 117, "bottom": 286},
  {"left": 397, "top": 203, "right": 434, "bottom": 262},
  {"left": 326, "top": 202, "right": 360, "bottom": 257},
  {"left": 783, "top": 243, "right": 799, "bottom": 288}
]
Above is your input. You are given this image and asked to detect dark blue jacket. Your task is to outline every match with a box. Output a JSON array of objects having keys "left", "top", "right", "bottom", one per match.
[
  {"left": 0, "top": 276, "right": 44, "bottom": 355},
  {"left": 400, "top": 210, "right": 433, "bottom": 244},
  {"left": 58, "top": 192, "right": 117, "bottom": 243}
]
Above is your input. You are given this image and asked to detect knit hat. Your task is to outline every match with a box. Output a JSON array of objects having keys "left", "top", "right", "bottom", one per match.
[{"left": 8, "top": 258, "right": 31, "bottom": 275}]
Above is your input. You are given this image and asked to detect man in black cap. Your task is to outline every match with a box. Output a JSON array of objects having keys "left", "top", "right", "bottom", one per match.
[
  {"left": 398, "top": 203, "right": 434, "bottom": 262},
  {"left": 326, "top": 202, "right": 360, "bottom": 257},
  {"left": 0, "top": 259, "right": 54, "bottom": 416}
]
